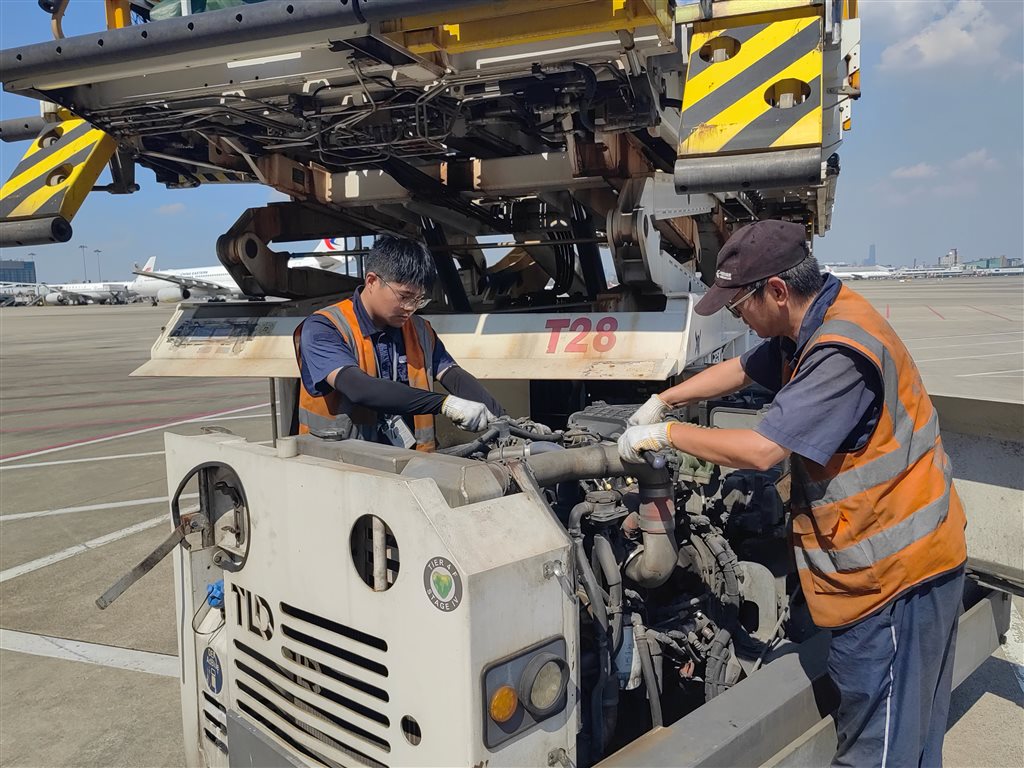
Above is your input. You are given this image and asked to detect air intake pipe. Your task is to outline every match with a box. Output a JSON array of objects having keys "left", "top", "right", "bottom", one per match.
[{"left": 525, "top": 444, "right": 678, "bottom": 588}]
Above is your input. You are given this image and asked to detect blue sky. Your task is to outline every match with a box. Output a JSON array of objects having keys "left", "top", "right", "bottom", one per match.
[{"left": 1, "top": 0, "right": 1022, "bottom": 281}]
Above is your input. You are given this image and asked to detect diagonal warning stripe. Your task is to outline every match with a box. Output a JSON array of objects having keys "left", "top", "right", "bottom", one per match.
[
  {"left": 0, "top": 116, "right": 115, "bottom": 224},
  {"left": 679, "top": 8, "right": 823, "bottom": 157}
]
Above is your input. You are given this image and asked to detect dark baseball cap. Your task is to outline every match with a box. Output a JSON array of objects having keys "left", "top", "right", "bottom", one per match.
[{"left": 694, "top": 220, "right": 810, "bottom": 316}]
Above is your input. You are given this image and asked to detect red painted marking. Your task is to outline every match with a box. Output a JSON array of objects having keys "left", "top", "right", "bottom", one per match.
[
  {"left": 885, "top": 304, "right": 890, "bottom": 319},
  {"left": 966, "top": 305, "right": 1013, "bottom": 322},
  {"left": 0, "top": 401, "right": 266, "bottom": 460},
  {"left": 925, "top": 305, "right": 945, "bottom": 320}
]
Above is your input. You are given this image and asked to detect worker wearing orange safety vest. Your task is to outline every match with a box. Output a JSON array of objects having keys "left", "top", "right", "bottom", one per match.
[
  {"left": 619, "top": 220, "right": 967, "bottom": 767},
  {"left": 295, "top": 235, "right": 504, "bottom": 449}
]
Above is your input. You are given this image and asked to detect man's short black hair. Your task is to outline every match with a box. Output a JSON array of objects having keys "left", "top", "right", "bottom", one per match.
[
  {"left": 365, "top": 235, "right": 437, "bottom": 290},
  {"left": 753, "top": 256, "right": 824, "bottom": 302}
]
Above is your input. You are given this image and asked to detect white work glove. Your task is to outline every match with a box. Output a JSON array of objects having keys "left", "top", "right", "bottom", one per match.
[
  {"left": 618, "top": 423, "right": 673, "bottom": 464},
  {"left": 627, "top": 394, "right": 671, "bottom": 427},
  {"left": 442, "top": 396, "right": 497, "bottom": 432}
]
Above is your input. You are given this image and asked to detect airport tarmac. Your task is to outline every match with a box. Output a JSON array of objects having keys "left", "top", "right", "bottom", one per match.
[{"left": 0, "top": 278, "right": 1021, "bottom": 767}]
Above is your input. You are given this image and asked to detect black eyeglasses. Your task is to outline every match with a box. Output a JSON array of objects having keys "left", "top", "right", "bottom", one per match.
[{"left": 725, "top": 284, "right": 759, "bottom": 318}]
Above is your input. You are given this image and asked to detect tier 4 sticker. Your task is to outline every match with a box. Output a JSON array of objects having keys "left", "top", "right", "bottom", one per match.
[{"left": 423, "top": 556, "right": 463, "bottom": 612}]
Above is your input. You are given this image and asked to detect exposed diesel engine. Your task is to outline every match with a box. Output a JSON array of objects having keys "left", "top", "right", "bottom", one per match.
[{"left": 429, "top": 402, "right": 798, "bottom": 764}]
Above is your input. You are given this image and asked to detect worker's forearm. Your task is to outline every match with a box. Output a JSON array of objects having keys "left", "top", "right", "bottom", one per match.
[
  {"left": 439, "top": 366, "right": 506, "bottom": 416},
  {"left": 659, "top": 357, "right": 751, "bottom": 407},
  {"left": 333, "top": 366, "right": 447, "bottom": 415},
  {"left": 668, "top": 423, "right": 788, "bottom": 471}
]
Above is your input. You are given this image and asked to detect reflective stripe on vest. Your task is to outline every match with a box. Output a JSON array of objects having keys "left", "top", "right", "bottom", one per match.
[
  {"left": 787, "top": 285, "right": 966, "bottom": 628},
  {"left": 295, "top": 298, "right": 437, "bottom": 452},
  {"left": 793, "top": 318, "right": 942, "bottom": 508}
]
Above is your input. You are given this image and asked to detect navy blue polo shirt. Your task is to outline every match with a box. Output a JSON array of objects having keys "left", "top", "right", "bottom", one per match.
[
  {"left": 740, "top": 274, "right": 883, "bottom": 466},
  {"left": 300, "top": 288, "right": 456, "bottom": 396}
]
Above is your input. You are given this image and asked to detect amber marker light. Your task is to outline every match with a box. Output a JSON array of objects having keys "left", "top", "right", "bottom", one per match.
[{"left": 489, "top": 684, "right": 518, "bottom": 723}]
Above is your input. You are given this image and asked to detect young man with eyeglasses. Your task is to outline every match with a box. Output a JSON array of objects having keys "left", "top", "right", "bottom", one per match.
[
  {"left": 619, "top": 219, "right": 966, "bottom": 767},
  {"left": 295, "top": 235, "right": 504, "bottom": 450}
]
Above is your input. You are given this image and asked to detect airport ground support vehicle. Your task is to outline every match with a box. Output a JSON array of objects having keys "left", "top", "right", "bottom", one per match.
[{"left": 2, "top": 2, "right": 1020, "bottom": 767}]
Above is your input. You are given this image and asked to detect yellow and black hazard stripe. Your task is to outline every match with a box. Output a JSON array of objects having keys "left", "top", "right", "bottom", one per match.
[
  {"left": 196, "top": 171, "right": 250, "bottom": 184},
  {"left": 0, "top": 117, "right": 115, "bottom": 223},
  {"left": 679, "top": 6, "right": 823, "bottom": 158}
]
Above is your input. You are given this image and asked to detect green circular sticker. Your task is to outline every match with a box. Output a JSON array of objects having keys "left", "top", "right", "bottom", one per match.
[{"left": 423, "top": 556, "right": 463, "bottom": 612}]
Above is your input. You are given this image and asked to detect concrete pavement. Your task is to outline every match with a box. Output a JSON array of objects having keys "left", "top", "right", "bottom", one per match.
[{"left": 0, "top": 281, "right": 1021, "bottom": 766}]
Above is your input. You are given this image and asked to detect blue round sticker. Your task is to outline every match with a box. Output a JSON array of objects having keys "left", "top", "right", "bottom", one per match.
[{"left": 202, "top": 648, "right": 223, "bottom": 694}]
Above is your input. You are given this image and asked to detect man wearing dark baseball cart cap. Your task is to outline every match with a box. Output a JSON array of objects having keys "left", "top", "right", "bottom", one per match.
[{"left": 619, "top": 219, "right": 967, "bottom": 767}]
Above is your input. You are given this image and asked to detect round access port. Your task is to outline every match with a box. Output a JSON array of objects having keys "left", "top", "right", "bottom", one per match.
[
  {"left": 350, "top": 514, "right": 399, "bottom": 591},
  {"left": 46, "top": 164, "right": 74, "bottom": 187},
  {"left": 699, "top": 35, "right": 741, "bottom": 64},
  {"left": 764, "top": 78, "right": 812, "bottom": 109}
]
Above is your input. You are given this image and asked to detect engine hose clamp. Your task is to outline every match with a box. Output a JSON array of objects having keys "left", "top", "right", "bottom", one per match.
[{"left": 639, "top": 484, "right": 674, "bottom": 501}]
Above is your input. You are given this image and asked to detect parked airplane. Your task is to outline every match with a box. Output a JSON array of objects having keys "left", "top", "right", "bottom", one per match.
[
  {"left": 822, "top": 264, "right": 894, "bottom": 280},
  {"left": 43, "top": 280, "right": 132, "bottom": 305},
  {"left": 129, "top": 242, "right": 354, "bottom": 303}
]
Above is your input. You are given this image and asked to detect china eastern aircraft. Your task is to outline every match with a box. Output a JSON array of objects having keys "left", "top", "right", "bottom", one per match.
[
  {"left": 128, "top": 241, "right": 354, "bottom": 303},
  {"left": 821, "top": 264, "right": 894, "bottom": 280}
]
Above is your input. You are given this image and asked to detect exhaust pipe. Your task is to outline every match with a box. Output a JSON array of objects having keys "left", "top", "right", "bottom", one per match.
[{"left": 525, "top": 444, "right": 678, "bottom": 588}]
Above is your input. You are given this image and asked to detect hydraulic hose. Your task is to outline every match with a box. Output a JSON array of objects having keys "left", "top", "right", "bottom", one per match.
[
  {"left": 592, "top": 534, "right": 623, "bottom": 654},
  {"left": 436, "top": 426, "right": 500, "bottom": 457},
  {"left": 569, "top": 499, "right": 612, "bottom": 757},
  {"left": 633, "top": 615, "right": 663, "bottom": 728}
]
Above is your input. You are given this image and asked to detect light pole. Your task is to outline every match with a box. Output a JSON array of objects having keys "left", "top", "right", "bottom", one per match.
[
  {"left": 79, "top": 245, "right": 88, "bottom": 282},
  {"left": 27, "top": 253, "right": 37, "bottom": 285},
  {"left": 94, "top": 249, "right": 102, "bottom": 281}
]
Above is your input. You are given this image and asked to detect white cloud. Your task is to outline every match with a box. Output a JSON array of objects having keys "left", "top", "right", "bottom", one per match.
[
  {"left": 878, "top": 0, "right": 1021, "bottom": 74},
  {"left": 890, "top": 162, "right": 938, "bottom": 179},
  {"left": 861, "top": 0, "right": 947, "bottom": 41},
  {"left": 950, "top": 148, "right": 998, "bottom": 171},
  {"left": 156, "top": 202, "right": 186, "bottom": 216}
]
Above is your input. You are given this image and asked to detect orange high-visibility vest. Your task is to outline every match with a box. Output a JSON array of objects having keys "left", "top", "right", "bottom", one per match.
[
  {"left": 786, "top": 284, "right": 966, "bottom": 628},
  {"left": 293, "top": 298, "right": 437, "bottom": 452}
]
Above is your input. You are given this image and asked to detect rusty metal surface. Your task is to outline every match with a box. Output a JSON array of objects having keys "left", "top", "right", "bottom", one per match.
[{"left": 134, "top": 298, "right": 749, "bottom": 380}]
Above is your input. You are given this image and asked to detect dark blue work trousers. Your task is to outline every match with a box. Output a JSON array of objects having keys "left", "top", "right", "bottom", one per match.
[{"left": 828, "top": 567, "right": 965, "bottom": 768}]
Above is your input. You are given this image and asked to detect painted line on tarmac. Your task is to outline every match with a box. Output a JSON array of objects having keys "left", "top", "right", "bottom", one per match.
[
  {"left": 1, "top": 415, "right": 161, "bottom": 435},
  {"left": 908, "top": 339, "right": 1024, "bottom": 352},
  {"left": 904, "top": 331, "right": 1024, "bottom": 342},
  {"left": 966, "top": 305, "right": 1014, "bottom": 322},
  {"left": 915, "top": 351, "right": 1023, "bottom": 364},
  {"left": 0, "top": 450, "right": 166, "bottom": 472},
  {"left": 0, "top": 516, "right": 165, "bottom": 584},
  {"left": 0, "top": 493, "right": 198, "bottom": 522},
  {"left": 924, "top": 305, "right": 945, "bottom": 320},
  {"left": 0, "top": 628, "right": 178, "bottom": 678},
  {"left": 956, "top": 368, "right": 1024, "bottom": 379},
  {"left": 197, "top": 412, "right": 269, "bottom": 422},
  {"left": 1, "top": 439, "right": 274, "bottom": 472},
  {"left": 0, "top": 401, "right": 269, "bottom": 464}
]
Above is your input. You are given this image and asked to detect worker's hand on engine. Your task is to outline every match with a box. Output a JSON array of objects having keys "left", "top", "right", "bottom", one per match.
[
  {"left": 442, "top": 396, "right": 497, "bottom": 432},
  {"left": 618, "top": 423, "right": 673, "bottom": 463},
  {"left": 627, "top": 394, "right": 671, "bottom": 426}
]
